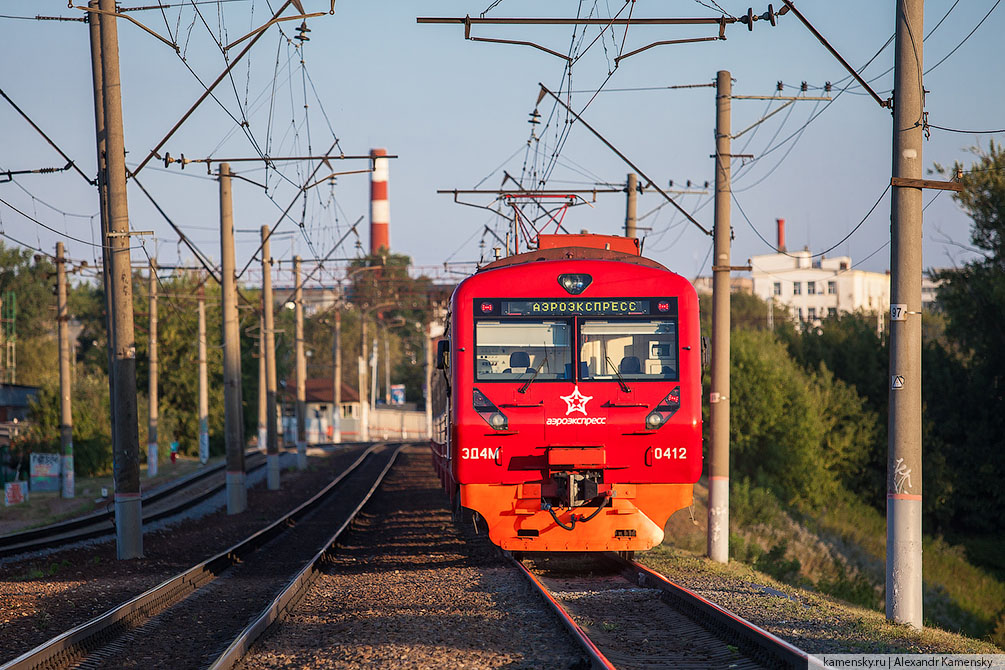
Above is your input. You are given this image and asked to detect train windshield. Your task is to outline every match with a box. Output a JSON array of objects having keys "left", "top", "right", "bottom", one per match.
[
  {"left": 475, "top": 320, "right": 572, "bottom": 381},
  {"left": 579, "top": 319, "right": 678, "bottom": 381}
]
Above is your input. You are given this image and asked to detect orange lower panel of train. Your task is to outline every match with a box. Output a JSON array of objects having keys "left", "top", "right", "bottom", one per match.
[{"left": 461, "top": 481, "right": 693, "bottom": 552}]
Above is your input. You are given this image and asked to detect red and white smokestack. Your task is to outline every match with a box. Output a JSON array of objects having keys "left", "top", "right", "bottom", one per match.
[
  {"left": 369, "top": 148, "right": 389, "bottom": 255},
  {"left": 776, "top": 218, "right": 786, "bottom": 252}
]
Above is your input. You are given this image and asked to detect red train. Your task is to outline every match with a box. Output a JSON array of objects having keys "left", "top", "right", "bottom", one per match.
[{"left": 431, "top": 233, "right": 702, "bottom": 553}]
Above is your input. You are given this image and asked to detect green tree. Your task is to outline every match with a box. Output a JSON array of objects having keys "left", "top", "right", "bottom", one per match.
[
  {"left": 697, "top": 290, "right": 792, "bottom": 338},
  {"left": 730, "top": 330, "right": 830, "bottom": 507},
  {"left": 780, "top": 311, "right": 888, "bottom": 413},
  {"left": 134, "top": 273, "right": 228, "bottom": 457},
  {"left": 20, "top": 372, "right": 113, "bottom": 476},
  {"left": 0, "top": 243, "right": 57, "bottom": 341},
  {"left": 927, "top": 141, "right": 1005, "bottom": 534},
  {"left": 346, "top": 253, "right": 433, "bottom": 404},
  {"left": 933, "top": 141, "right": 1005, "bottom": 382},
  {"left": 728, "top": 329, "right": 881, "bottom": 510},
  {"left": 778, "top": 312, "right": 889, "bottom": 504}
]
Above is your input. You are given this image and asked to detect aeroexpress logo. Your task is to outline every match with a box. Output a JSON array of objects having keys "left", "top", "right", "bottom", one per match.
[{"left": 546, "top": 386, "right": 607, "bottom": 426}]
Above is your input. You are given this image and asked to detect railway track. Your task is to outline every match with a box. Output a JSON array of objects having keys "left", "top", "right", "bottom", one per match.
[
  {"left": 516, "top": 553, "right": 810, "bottom": 670},
  {"left": 1, "top": 443, "right": 404, "bottom": 670},
  {"left": 0, "top": 450, "right": 270, "bottom": 559}
]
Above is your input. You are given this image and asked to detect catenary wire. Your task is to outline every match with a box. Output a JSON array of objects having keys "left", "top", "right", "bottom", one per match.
[
  {"left": 733, "top": 184, "right": 891, "bottom": 260},
  {"left": 0, "top": 195, "right": 136, "bottom": 251},
  {"left": 925, "top": 0, "right": 1000, "bottom": 76}
]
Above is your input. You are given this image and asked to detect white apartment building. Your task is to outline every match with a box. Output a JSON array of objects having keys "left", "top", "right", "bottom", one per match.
[
  {"left": 921, "top": 274, "right": 943, "bottom": 310},
  {"left": 750, "top": 250, "right": 890, "bottom": 326}
]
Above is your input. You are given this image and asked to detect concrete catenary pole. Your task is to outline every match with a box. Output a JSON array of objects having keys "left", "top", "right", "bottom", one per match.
[
  {"left": 258, "top": 309, "right": 267, "bottom": 450},
  {"left": 219, "top": 163, "right": 247, "bottom": 514},
  {"left": 332, "top": 309, "right": 342, "bottom": 443},
  {"left": 97, "top": 0, "right": 142, "bottom": 559},
  {"left": 425, "top": 321, "right": 433, "bottom": 440},
  {"left": 147, "top": 259, "right": 158, "bottom": 477},
  {"left": 370, "top": 148, "right": 390, "bottom": 254},
  {"left": 87, "top": 0, "right": 117, "bottom": 471},
  {"left": 384, "top": 330, "right": 391, "bottom": 406},
  {"left": 197, "top": 286, "right": 209, "bottom": 465},
  {"left": 358, "top": 317, "right": 369, "bottom": 441},
  {"left": 887, "top": 0, "right": 925, "bottom": 629},
  {"left": 56, "top": 242, "right": 74, "bottom": 499},
  {"left": 371, "top": 337, "right": 379, "bottom": 413},
  {"left": 294, "top": 256, "right": 307, "bottom": 469},
  {"left": 261, "top": 225, "right": 280, "bottom": 488},
  {"left": 625, "top": 173, "right": 638, "bottom": 239},
  {"left": 707, "top": 69, "right": 732, "bottom": 564}
]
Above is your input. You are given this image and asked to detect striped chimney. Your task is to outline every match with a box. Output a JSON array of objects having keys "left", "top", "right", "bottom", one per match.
[{"left": 369, "top": 148, "right": 390, "bottom": 255}]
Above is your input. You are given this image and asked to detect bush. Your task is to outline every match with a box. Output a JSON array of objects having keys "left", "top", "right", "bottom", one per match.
[
  {"left": 754, "top": 541, "right": 802, "bottom": 583},
  {"left": 731, "top": 478, "right": 785, "bottom": 528},
  {"left": 729, "top": 532, "right": 765, "bottom": 564},
  {"left": 21, "top": 373, "right": 113, "bottom": 477},
  {"left": 729, "top": 330, "right": 881, "bottom": 512},
  {"left": 815, "top": 566, "right": 881, "bottom": 610},
  {"left": 72, "top": 435, "right": 114, "bottom": 478},
  {"left": 730, "top": 330, "right": 831, "bottom": 507}
]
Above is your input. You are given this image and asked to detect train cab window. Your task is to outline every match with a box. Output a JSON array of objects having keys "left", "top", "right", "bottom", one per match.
[
  {"left": 474, "top": 320, "right": 572, "bottom": 381},
  {"left": 579, "top": 319, "right": 678, "bottom": 381}
]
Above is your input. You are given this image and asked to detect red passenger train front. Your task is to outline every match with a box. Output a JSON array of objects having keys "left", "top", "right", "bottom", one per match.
[{"left": 432, "top": 236, "right": 702, "bottom": 553}]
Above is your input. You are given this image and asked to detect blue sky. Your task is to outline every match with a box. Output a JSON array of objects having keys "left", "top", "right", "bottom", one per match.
[{"left": 1, "top": 0, "right": 1002, "bottom": 286}]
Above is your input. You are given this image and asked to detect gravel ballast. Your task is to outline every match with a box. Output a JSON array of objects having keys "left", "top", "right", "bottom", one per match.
[
  {"left": 527, "top": 555, "right": 769, "bottom": 669},
  {"left": 0, "top": 444, "right": 370, "bottom": 665},
  {"left": 236, "top": 447, "right": 587, "bottom": 670},
  {"left": 638, "top": 545, "right": 1003, "bottom": 655}
]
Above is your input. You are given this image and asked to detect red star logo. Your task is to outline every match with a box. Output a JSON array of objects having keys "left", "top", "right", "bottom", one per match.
[{"left": 560, "top": 386, "right": 593, "bottom": 416}]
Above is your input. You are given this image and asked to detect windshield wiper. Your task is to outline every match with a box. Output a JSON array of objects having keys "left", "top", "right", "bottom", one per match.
[
  {"left": 518, "top": 358, "right": 548, "bottom": 394},
  {"left": 605, "top": 356, "right": 631, "bottom": 393}
]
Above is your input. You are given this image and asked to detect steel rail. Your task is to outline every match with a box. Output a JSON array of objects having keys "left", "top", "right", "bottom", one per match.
[
  {"left": 0, "top": 451, "right": 269, "bottom": 558},
  {"left": 0, "top": 444, "right": 380, "bottom": 670},
  {"left": 622, "top": 557, "right": 810, "bottom": 669},
  {"left": 510, "top": 557, "right": 617, "bottom": 670},
  {"left": 208, "top": 443, "right": 406, "bottom": 670}
]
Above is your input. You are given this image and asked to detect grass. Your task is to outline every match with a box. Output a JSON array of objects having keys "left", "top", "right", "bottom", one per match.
[
  {"left": 16, "top": 559, "right": 71, "bottom": 582},
  {"left": 664, "top": 477, "right": 1005, "bottom": 648},
  {"left": 641, "top": 544, "right": 1003, "bottom": 655},
  {"left": 801, "top": 493, "right": 1005, "bottom": 642}
]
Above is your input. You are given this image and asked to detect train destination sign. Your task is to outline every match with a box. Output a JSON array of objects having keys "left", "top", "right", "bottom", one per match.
[{"left": 475, "top": 298, "right": 678, "bottom": 317}]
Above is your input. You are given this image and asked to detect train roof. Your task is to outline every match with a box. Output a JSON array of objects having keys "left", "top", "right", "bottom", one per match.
[{"left": 478, "top": 235, "right": 668, "bottom": 273}]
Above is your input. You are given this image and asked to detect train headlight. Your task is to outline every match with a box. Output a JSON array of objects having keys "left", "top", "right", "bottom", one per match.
[
  {"left": 473, "top": 387, "right": 509, "bottom": 430},
  {"left": 558, "top": 273, "right": 592, "bottom": 295},
  {"left": 643, "top": 385, "right": 681, "bottom": 431}
]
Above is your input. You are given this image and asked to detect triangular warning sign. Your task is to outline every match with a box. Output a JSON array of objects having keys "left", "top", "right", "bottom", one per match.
[{"left": 891, "top": 375, "right": 905, "bottom": 390}]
